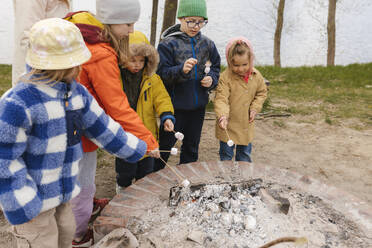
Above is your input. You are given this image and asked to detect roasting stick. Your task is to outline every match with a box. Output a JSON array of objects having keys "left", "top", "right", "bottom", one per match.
[
  {"left": 224, "top": 128, "right": 231, "bottom": 140},
  {"left": 224, "top": 128, "right": 234, "bottom": 147},
  {"left": 159, "top": 157, "right": 190, "bottom": 187}
]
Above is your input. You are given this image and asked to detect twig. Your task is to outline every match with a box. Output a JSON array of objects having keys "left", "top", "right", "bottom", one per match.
[{"left": 258, "top": 236, "right": 308, "bottom": 248}]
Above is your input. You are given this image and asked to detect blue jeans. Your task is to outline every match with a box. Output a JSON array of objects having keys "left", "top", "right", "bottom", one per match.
[{"left": 219, "top": 141, "right": 252, "bottom": 162}]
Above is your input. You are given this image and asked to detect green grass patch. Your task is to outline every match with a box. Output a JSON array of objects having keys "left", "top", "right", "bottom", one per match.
[
  {"left": 0, "top": 65, "right": 11, "bottom": 95},
  {"left": 258, "top": 63, "right": 372, "bottom": 128},
  {"left": 1, "top": 63, "right": 371, "bottom": 129}
]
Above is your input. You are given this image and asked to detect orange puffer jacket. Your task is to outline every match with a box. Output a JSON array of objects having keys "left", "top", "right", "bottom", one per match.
[
  {"left": 65, "top": 11, "right": 158, "bottom": 152},
  {"left": 79, "top": 42, "right": 158, "bottom": 152}
]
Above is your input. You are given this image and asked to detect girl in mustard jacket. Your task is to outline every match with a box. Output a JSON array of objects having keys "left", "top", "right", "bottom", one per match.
[
  {"left": 214, "top": 37, "right": 267, "bottom": 162},
  {"left": 116, "top": 32, "right": 175, "bottom": 190}
]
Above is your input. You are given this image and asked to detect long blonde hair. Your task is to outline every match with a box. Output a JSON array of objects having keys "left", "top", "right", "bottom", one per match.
[
  {"left": 100, "top": 24, "right": 130, "bottom": 66},
  {"left": 21, "top": 67, "right": 81, "bottom": 85}
]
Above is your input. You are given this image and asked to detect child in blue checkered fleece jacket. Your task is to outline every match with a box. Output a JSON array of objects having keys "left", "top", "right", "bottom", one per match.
[{"left": 0, "top": 18, "right": 146, "bottom": 247}]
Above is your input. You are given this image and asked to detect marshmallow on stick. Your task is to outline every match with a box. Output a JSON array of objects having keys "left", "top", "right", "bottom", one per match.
[{"left": 174, "top": 132, "right": 184, "bottom": 141}]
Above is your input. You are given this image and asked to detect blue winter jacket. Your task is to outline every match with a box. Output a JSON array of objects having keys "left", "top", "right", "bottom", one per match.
[
  {"left": 0, "top": 79, "right": 146, "bottom": 225},
  {"left": 157, "top": 24, "right": 221, "bottom": 110}
]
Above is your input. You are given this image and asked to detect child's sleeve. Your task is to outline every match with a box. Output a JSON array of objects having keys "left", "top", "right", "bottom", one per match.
[
  {"left": 157, "top": 42, "right": 189, "bottom": 85},
  {"left": 250, "top": 73, "right": 268, "bottom": 113},
  {"left": 0, "top": 98, "right": 42, "bottom": 225},
  {"left": 207, "top": 41, "right": 221, "bottom": 91},
  {"left": 80, "top": 87, "right": 147, "bottom": 163},
  {"left": 213, "top": 76, "right": 230, "bottom": 119},
  {"left": 152, "top": 75, "right": 175, "bottom": 125}
]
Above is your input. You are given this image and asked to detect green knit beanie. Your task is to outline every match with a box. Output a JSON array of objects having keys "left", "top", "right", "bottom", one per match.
[{"left": 177, "top": 0, "right": 208, "bottom": 20}]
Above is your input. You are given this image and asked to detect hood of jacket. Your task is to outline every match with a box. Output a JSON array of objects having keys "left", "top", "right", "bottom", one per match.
[
  {"left": 128, "top": 43, "right": 159, "bottom": 77},
  {"left": 65, "top": 11, "right": 104, "bottom": 44},
  {"left": 225, "top": 37, "right": 255, "bottom": 80}
]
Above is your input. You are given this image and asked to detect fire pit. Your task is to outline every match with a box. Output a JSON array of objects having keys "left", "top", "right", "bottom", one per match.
[{"left": 94, "top": 161, "right": 372, "bottom": 247}]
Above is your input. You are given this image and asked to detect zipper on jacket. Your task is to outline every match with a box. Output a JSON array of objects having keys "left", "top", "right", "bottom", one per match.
[
  {"left": 64, "top": 83, "right": 70, "bottom": 108},
  {"left": 62, "top": 82, "right": 71, "bottom": 201},
  {"left": 190, "top": 37, "right": 198, "bottom": 107}
]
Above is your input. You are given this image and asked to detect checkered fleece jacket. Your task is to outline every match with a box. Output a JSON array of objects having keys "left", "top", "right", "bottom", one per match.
[{"left": 0, "top": 80, "right": 147, "bottom": 225}]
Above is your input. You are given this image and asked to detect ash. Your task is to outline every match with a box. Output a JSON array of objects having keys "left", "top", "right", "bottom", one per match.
[{"left": 132, "top": 180, "right": 369, "bottom": 248}]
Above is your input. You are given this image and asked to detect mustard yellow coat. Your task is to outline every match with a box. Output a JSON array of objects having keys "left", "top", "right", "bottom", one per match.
[
  {"left": 214, "top": 68, "right": 267, "bottom": 145},
  {"left": 136, "top": 73, "right": 174, "bottom": 141}
]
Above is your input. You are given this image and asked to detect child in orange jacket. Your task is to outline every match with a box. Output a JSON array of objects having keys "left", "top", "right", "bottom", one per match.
[{"left": 65, "top": 0, "right": 159, "bottom": 246}]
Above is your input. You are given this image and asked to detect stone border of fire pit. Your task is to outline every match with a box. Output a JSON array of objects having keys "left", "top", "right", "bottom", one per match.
[{"left": 94, "top": 161, "right": 372, "bottom": 240}]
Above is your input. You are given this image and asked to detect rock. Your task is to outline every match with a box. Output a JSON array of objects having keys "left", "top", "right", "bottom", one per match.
[
  {"left": 187, "top": 230, "right": 206, "bottom": 245},
  {"left": 259, "top": 189, "right": 290, "bottom": 214},
  {"left": 244, "top": 215, "right": 256, "bottom": 230},
  {"left": 92, "top": 228, "right": 139, "bottom": 248},
  {"left": 221, "top": 212, "right": 232, "bottom": 226}
]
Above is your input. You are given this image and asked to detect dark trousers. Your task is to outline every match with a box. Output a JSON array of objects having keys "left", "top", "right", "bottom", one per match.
[
  {"left": 154, "top": 107, "right": 206, "bottom": 171},
  {"left": 115, "top": 157, "right": 154, "bottom": 187}
]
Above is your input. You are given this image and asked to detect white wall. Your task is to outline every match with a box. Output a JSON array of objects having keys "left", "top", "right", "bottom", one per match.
[{"left": 1, "top": 0, "right": 372, "bottom": 66}]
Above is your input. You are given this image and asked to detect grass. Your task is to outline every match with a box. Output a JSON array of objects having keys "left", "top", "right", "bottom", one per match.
[
  {"left": 1, "top": 63, "right": 371, "bottom": 129},
  {"left": 0, "top": 65, "right": 11, "bottom": 96},
  {"left": 257, "top": 63, "right": 372, "bottom": 128}
]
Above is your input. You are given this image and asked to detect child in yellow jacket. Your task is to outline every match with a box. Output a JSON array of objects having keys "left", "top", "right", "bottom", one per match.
[
  {"left": 116, "top": 32, "right": 175, "bottom": 191},
  {"left": 214, "top": 37, "right": 267, "bottom": 162}
]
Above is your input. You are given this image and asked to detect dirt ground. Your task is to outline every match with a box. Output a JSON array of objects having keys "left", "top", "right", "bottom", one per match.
[{"left": 1, "top": 113, "right": 371, "bottom": 246}]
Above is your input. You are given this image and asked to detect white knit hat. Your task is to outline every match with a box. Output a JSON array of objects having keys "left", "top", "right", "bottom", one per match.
[
  {"left": 96, "top": 0, "right": 141, "bottom": 24},
  {"left": 26, "top": 18, "right": 91, "bottom": 70}
]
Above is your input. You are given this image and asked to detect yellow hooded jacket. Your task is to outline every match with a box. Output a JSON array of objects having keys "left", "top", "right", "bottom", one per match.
[{"left": 128, "top": 31, "right": 175, "bottom": 141}]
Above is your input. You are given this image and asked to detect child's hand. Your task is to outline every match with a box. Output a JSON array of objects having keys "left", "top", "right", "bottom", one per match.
[
  {"left": 147, "top": 149, "right": 160, "bottom": 158},
  {"left": 163, "top": 119, "right": 174, "bottom": 132},
  {"left": 249, "top": 110, "right": 257, "bottom": 123},
  {"left": 183, "top": 58, "right": 198, "bottom": 74},
  {"left": 218, "top": 116, "right": 228, "bottom": 129},
  {"left": 201, "top": 76, "right": 213, "bottom": 88}
]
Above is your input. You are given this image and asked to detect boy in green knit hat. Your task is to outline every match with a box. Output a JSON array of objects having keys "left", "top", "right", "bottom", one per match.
[{"left": 155, "top": 0, "right": 221, "bottom": 169}]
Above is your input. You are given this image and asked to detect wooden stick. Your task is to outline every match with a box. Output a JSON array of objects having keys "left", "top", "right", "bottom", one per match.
[
  {"left": 258, "top": 237, "right": 308, "bottom": 248},
  {"left": 159, "top": 157, "right": 184, "bottom": 182},
  {"left": 224, "top": 128, "right": 231, "bottom": 140}
]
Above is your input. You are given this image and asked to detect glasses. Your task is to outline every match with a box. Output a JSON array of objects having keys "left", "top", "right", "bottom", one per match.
[{"left": 184, "top": 19, "right": 208, "bottom": 28}]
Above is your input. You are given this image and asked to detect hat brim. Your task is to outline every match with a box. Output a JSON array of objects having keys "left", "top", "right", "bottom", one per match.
[{"left": 26, "top": 46, "right": 92, "bottom": 70}]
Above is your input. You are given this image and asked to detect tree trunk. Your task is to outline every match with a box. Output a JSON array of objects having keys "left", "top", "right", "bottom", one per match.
[
  {"left": 327, "top": 0, "right": 336, "bottom": 66},
  {"left": 150, "top": 0, "right": 159, "bottom": 46},
  {"left": 160, "top": 0, "right": 178, "bottom": 40},
  {"left": 274, "top": 0, "right": 285, "bottom": 67}
]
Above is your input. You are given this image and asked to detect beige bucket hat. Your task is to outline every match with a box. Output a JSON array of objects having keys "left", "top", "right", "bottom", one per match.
[{"left": 26, "top": 18, "right": 91, "bottom": 70}]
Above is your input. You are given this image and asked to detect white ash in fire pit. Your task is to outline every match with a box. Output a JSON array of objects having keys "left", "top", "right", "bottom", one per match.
[{"left": 125, "top": 179, "right": 371, "bottom": 248}]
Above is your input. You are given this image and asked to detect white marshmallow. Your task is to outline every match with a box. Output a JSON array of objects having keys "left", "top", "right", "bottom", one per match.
[
  {"left": 171, "top": 147, "right": 178, "bottom": 155},
  {"left": 181, "top": 179, "right": 190, "bottom": 187},
  {"left": 227, "top": 140, "right": 234, "bottom": 147},
  {"left": 204, "top": 66, "right": 210, "bottom": 74},
  {"left": 175, "top": 132, "right": 184, "bottom": 141}
]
